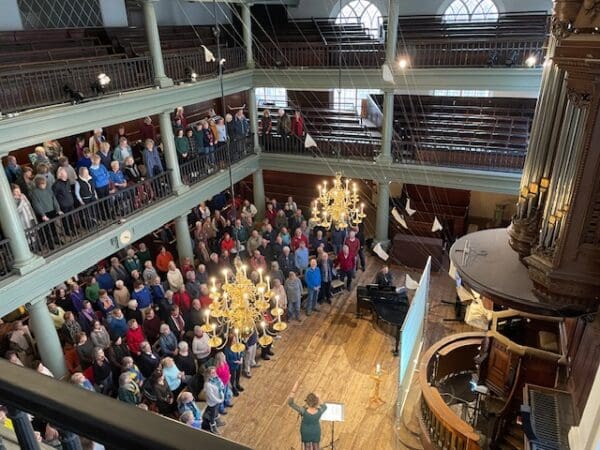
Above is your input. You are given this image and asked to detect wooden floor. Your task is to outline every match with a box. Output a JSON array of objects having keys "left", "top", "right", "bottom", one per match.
[{"left": 220, "top": 255, "right": 472, "bottom": 450}]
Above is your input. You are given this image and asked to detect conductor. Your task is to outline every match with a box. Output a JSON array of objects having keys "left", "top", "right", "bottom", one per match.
[
  {"left": 287, "top": 380, "right": 328, "bottom": 450},
  {"left": 374, "top": 265, "right": 393, "bottom": 288}
]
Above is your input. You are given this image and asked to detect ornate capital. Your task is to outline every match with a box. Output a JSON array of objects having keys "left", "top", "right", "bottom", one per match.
[
  {"left": 552, "top": 16, "right": 573, "bottom": 39},
  {"left": 568, "top": 87, "right": 593, "bottom": 107}
]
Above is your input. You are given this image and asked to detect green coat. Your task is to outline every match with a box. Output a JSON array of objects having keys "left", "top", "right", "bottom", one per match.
[
  {"left": 288, "top": 398, "right": 327, "bottom": 443},
  {"left": 175, "top": 136, "right": 190, "bottom": 155}
]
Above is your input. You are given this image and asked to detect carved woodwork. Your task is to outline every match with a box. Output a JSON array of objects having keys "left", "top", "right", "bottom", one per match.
[{"left": 508, "top": 213, "right": 540, "bottom": 259}]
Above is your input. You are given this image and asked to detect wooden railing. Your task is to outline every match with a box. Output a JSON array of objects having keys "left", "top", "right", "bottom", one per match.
[{"left": 419, "top": 332, "right": 486, "bottom": 450}]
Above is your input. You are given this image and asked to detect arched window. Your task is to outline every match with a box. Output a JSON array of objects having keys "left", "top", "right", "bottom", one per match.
[
  {"left": 335, "top": 0, "right": 382, "bottom": 38},
  {"left": 443, "top": 0, "right": 498, "bottom": 23}
]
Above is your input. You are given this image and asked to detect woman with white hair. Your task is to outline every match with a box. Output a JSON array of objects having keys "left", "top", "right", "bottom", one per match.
[{"left": 158, "top": 323, "right": 178, "bottom": 357}]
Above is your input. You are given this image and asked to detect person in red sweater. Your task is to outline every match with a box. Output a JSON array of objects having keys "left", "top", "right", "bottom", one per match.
[
  {"left": 290, "top": 111, "right": 305, "bottom": 137},
  {"left": 265, "top": 203, "right": 277, "bottom": 227},
  {"left": 335, "top": 245, "right": 356, "bottom": 291},
  {"left": 344, "top": 230, "right": 361, "bottom": 263},
  {"left": 173, "top": 286, "right": 192, "bottom": 315},
  {"left": 126, "top": 319, "right": 145, "bottom": 357},
  {"left": 220, "top": 232, "right": 235, "bottom": 253},
  {"left": 199, "top": 285, "right": 212, "bottom": 309},
  {"left": 291, "top": 228, "right": 308, "bottom": 252}
]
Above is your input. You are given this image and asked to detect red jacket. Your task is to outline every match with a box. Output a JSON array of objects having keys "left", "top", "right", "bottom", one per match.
[
  {"left": 291, "top": 116, "right": 304, "bottom": 136},
  {"left": 291, "top": 234, "right": 308, "bottom": 251},
  {"left": 221, "top": 237, "right": 235, "bottom": 253},
  {"left": 336, "top": 251, "right": 355, "bottom": 272},
  {"left": 173, "top": 291, "right": 192, "bottom": 314},
  {"left": 126, "top": 326, "right": 145, "bottom": 355},
  {"left": 344, "top": 237, "right": 360, "bottom": 257}
]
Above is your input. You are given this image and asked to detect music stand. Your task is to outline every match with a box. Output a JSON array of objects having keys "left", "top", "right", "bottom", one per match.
[{"left": 321, "top": 402, "right": 345, "bottom": 450}]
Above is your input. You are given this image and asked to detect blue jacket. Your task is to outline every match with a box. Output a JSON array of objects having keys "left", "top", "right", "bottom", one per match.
[
  {"left": 305, "top": 267, "right": 321, "bottom": 289},
  {"left": 89, "top": 164, "right": 110, "bottom": 188},
  {"left": 96, "top": 272, "right": 115, "bottom": 292},
  {"left": 224, "top": 346, "right": 244, "bottom": 370},
  {"left": 294, "top": 247, "right": 309, "bottom": 270},
  {"left": 232, "top": 116, "right": 249, "bottom": 137},
  {"left": 109, "top": 170, "right": 126, "bottom": 186},
  {"left": 143, "top": 148, "right": 163, "bottom": 177},
  {"left": 107, "top": 315, "right": 128, "bottom": 338},
  {"left": 132, "top": 286, "right": 153, "bottom": 309}
]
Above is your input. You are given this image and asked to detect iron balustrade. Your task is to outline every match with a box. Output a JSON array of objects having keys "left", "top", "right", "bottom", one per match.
[
  {"left": 261, "top": 134, "right": 379, "bottom": 160},
  {"left": 24, "top": 171, "right": 173, "bottom": 257},
  {"left": 0, "top": 56, "right": 154, "bottom": 113},
  {"left": 0, "top": 238, "right": 14, "bottom": 281},
  {"left": 0, "top": 359, "right": 250, "bottom": 450},
  {"left": 163, "top": 46, "right": 246, "bottom": 83},
  {"left": 392, "top": 140, "right": 526, "bottom": 172},
  {"left": 255, "top": 43, "right": 385, "bottom": 68},
  {"left": 397, "top": 38, "right": 546, "bottom": 68},
  {"left": 180, "top": 134, "right": 256, "bottom": 186}
]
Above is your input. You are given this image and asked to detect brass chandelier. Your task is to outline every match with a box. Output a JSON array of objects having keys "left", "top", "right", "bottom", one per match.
[
  {"left": 311, "top": 172, "right": 366, "bottom": 229},
  {"left": 202, "top": 260, "right": 287, "bottom": 352}
]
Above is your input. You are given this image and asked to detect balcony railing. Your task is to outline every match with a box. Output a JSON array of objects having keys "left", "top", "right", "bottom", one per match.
[
  {"left": 163, "top": 46, "right": 246, "bottom": 83},
  {"left": 0, "top": 238, "right": 14, "bottom": 281},
  {"left": 0, "top": 56, "right": 154, "bottom": 113},
  {"left": 0, "top": 359, "right": 250, "bottom": 450},
  {"left": 255, "top": 43, "right": 385, "bottom": 68},
  {"left": 261, "top": 134, "right": 525, "bottom": 172},
  {"left": 25, "top": 170, "right": 173, "bottom": 258},
  {"left": 419, "top": 332, "right": 486, "bottom": 450},
  {"left": 180, "top": 134, "right": 256, "bottom": 186},
  {"left": 397, "top": 38, "right": 546, "bottom": 68}
]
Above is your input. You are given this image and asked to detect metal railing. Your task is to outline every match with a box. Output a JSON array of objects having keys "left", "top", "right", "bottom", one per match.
[
  {"left": 25, "top": 171, "right": 173, "bottom": 257},
  {"left": 0, "top": 238, "right": 14, "bottom": 281},
  {"left": 0, "top": 359, "right": 250, "bottom": 450},
  {"left": 392, "top": 140, "right": 526, "bottom": 172},
  {"left": 0, "top": 56, "right": 154, "bottom": 113},
  {"left": 180, "top": 134, "right": 256, "bottom": 186},
  {"left": 255, "top": 42, "right": 385, "bottom": 68},
  {"left": 397, "top": 38, "right": 546, "bottom": 68},
  {"left": 163, "top": 46, "right": 246, "bottom": 83},
  {"left": 260, "top": 134, "right": 525, "bottom": 172}
]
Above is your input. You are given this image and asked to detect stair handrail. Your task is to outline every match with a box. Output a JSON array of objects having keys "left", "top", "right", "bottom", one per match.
[{"left": 490, "top": 356, "right": 523, "bottom": 446}]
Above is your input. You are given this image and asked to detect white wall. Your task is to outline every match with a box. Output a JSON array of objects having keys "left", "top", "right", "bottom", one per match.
[
  {"left": 154, "top": 0, "right": 232, "bottom": 26},
  {"left": 0, "top": 0, "right": 23, "bottom": 31},
  {"left": 469, "top": 191, "right": 517, "bottom": 221},
  {"left": 99, "top": 0, "right": 128, "bottom": 27},
  {"left": 287, "top": 0, "right": 552, "bottom": 20}
]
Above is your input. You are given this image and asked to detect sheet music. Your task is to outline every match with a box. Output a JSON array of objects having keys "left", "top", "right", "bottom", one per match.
[{"left": 321, "top": 403, "right": 345, "bottom": 422}]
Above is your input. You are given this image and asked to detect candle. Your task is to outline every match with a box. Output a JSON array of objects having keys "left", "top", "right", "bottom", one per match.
[
  {"left": 211, "top": 277, "right": 216, "bottom": 290},
  {"left": 261, "top": 321, "right": 266, "bottom": 334},
  {"left": 266, "top": 276, "right": 271, "bottom": 291},
  {"left": 234, "top": 328, "right": 239, "bottom": 341},
  {"left": 376, "top": 363, "right": 381, "bottom": 375},
  {"left": 242, "top": 265, "right": 247, "bottom": 277},
  {"left": 258, "top": 268, "right": 263, "bottom": 284},
  {"left": 204, "top": 310, "right": 210, "bottom": 325},
  {"left": 211, "top": 323, "right": 217, "bottom": 336},
  {"left": 275, "top": 295, "right": 279, "bottom": 309},
  {"left": 223, "top": 269, "right": 229, "bottom": 284}
]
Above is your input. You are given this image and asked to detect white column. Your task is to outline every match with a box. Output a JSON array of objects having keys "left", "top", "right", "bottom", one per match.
[
  {"left": 159, "top": 111, "right": 186, "bottom": 194},
  {"left": 242, "top": 3, "right": 254, "bottom": 69},
  {"left": 253, "top": 169, "right": 266, "bottom": 219},
  {"left": 375, "top": 180, "right": 390, "bottom": 244},
  {"left": 27, "top": 299, "right": 67, "bottom": 379},
  {"left": 569, "top": 363, "right": 600, "bottom": 450},
  {"left": 248, "top": 88, "right": 260, "bottom": 152},
  {"left": 377, "top": 89, "right": 395, "bottom": 164},
  {"left": 0, "top": 168, "right": 44, "bottom": 274},
  {"left": 142, "top": 0, "right": 173, "bottom": 88},
  {"left": 385, "top": 0, "right": 400, "bottom": 66},
  {"left": 174, "top": 215, "right": 193, "bottom": 263}
]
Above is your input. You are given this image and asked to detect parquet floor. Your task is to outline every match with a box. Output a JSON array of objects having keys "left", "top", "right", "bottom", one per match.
[{"left": 220, "top": 256, "right": 472, "bottom": 450}]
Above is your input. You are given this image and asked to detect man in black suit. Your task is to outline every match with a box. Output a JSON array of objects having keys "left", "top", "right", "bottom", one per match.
[
  {"left": 375, "top": 265, "right": 393, "bottom": 288},
  {"left": 318, "top": 252, "right": 335, "bottom": 304}
]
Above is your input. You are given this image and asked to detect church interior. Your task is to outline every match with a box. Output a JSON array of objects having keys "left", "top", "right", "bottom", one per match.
[{"left": 0, "top": 0, "right": 598, "bottom": 449}]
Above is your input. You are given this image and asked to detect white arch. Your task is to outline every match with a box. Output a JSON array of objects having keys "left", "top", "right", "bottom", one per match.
[
  {"left": 333, "top": 0, "right": 383, "bottom": 38},
  {"left": 442, "top": 0, "right": 499, "bottom": 22}
]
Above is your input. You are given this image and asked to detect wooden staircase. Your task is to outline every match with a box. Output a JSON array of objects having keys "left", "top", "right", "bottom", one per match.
[{"left": 495, "top": 421, "right": 524, "bottom": 450}]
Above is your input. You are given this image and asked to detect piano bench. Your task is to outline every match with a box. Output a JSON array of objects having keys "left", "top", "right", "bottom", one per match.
[{"left": 331, "top": 279, "right": 345, "bottom": 294}]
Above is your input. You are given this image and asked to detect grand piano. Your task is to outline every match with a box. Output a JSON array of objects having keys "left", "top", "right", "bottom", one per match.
[{"left": 356, "top": 284, "right": 410, "bottom": 355}]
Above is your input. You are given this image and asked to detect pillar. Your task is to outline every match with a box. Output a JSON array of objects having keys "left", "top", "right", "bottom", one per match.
[
  {"left": 569, "top": 361, "right": 600, "bottom": 450},
  {"left": 253, "top": 169, "right": 266, "bottom": 219},
  {"left": 174, "top": 215, "right": 193, "bottom": 263},
  {"left": 142, "top": 0, "right": 173, "bottom": 88},
  {"left": 27, "top": 299, "right": 67, "bottom": 379},
  {"left": 377, "top": 89, "right": 395, "bottom": 164},
  {"left": 159, "top": 111, "right": 186, "bottom": 194},
  {"left": 7, "top": 407, "right": 40, "bottom": 450},
  {"left": 242, "top": 3, "right": 254, "bottom": 69},
  {"left": 0, "top": 168, "right": 44, "bottom": 275},
  {"left": 385, "top": 0, "right": 400, "bottom": 66},
  {"left": 248, "top": 88, "right": 260, "bottom": 152},
  {"left": 375, "top": 180, "right": 390, "bottom": 244}
]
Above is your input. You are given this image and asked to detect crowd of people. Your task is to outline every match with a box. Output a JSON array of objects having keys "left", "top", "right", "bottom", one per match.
[
  {"left": 1, "top": 181, "right": 370, "bottom": 443},
  {"left": 3, "top": 107, "right": 252, "bottom": 252}
]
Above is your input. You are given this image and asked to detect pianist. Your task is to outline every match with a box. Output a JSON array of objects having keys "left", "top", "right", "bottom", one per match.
[{"left": 374, "top": 266, "right": 393, "bottom": 288}]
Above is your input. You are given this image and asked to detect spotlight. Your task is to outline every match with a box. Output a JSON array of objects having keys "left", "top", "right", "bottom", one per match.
[
  {"left": 398, "top": 58, "right": 409, "bottom": 70},
  {"left": 184, "top": 66, "right": 198, "bottom": 82},
  {"left": 63, "top": 84, "right": 85, "bottom": 104},
  {"left": 525, "top": 55, "right": 537, "bottom": 68},
  {"left": 91, "top": 73, "right": 111, "bottom": 95}
]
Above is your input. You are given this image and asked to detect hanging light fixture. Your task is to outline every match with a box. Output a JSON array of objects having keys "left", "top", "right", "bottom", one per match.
[
  {"left": 204, "top": 260, "right": 287, "bottom": 351},
  {"left": 311, "top": 172, "right": 366, "bottom": 229}
]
